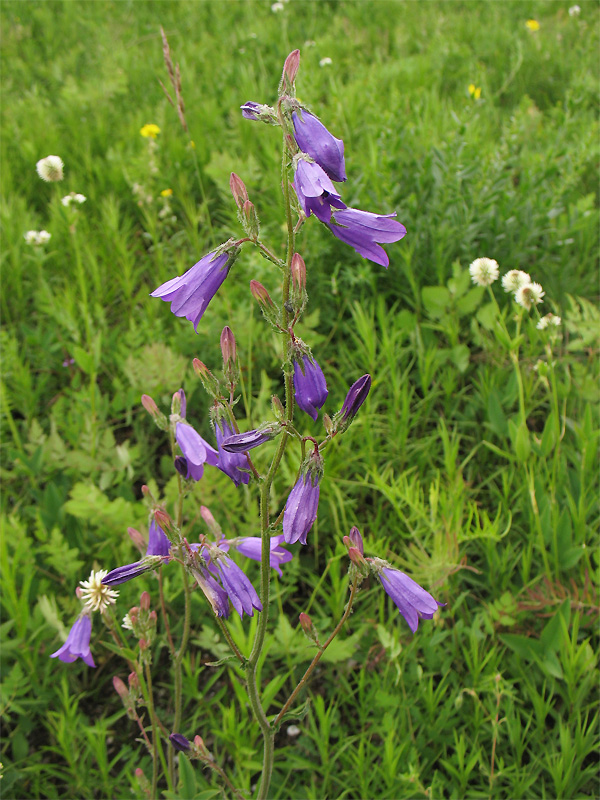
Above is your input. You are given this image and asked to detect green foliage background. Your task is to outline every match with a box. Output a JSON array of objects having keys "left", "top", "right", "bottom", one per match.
[{"left": 1, "top": 1, "right": 598, "bottom": 798}]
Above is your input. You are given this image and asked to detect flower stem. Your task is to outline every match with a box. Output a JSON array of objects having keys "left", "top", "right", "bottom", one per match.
[{"left": 144, "top": 660, "right": 172, "bottom": 795}]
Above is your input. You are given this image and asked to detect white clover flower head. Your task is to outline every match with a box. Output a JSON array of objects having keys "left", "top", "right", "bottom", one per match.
[
  {"left": 79, "top": 569, "right": 119, "bottom": 612},
  {"left": 319, "top": 57, "right": 333, "bottom": 68},
  {"left": 568, "top": 5, "right": 581, "bottom": 16},
  {"left": 501, "top": 269, "right": 531, "bottom": 293},
  {"left": 36, "top": 155, "right": 64, "bottom": 182},
  {"left": 122, "top": 613, "right": 134, "bottom": 631},
  {"left": 515, "top": 282, "right": 544, "bottom": 310},
  {"left": 24, "top": 230, "right": 38, "bottom": 244},
  {"left": 61, "top": 192, "right": 87, "bottom": 207},
  {"left": 469, "top": 257, "right": 499, "bottom": 287},
  {"left": 537, "top": 313, "right": 561, "bottom": 330},
  {"left": 271, "top": 1, "right": 284, "bottom": 11},
  {"left": 24, "top": 230, "right": 51, "bottom": 246},
  {"left": 36, "top": 230, "right": 51, "bottom": 245}
]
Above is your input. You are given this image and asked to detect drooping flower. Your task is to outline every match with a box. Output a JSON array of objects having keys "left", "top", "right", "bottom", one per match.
[
  {"left": 501, "top": 269, "right": 531, "bottom": 293},
  {"left": 189, "top": 563, "right": 231, "bottom": 617},
  {"left": 79, "top": 569, "right": 119, "bottom": 612},
  {"left": 326, "top": 208, "right": 406, "bottom": 267},
  {"left": 102, "top": 555, "right": 167, "bottom": 586},
  {"left": 221, "top": 426, "right": 278, "bottom": 454},
  {"left": 50, "top": 615, "right": 95, "bottom": 667},
  {"left": 293, "top": 353, "right": 328, "bottom": 420},
  {"left": 175, "top": 422, "right": 219, "bottom": 481},
  {"left": 146, "top": 519, "right": 171, "bottom": 557},
  {"left": 140, "top": 124, "right": 160, "bottom": 138},
  {"left": 36, "top": 155, "right": 64, "bottom": 182},
  {"left": 515, "top": 282, "right": 545, "bottom": 310},
  {"left": 292, "top": 110, "right": 346, "bottom": 182},
  {"left": 283, "top": 450, "right": 323, "bottom": 545},
  {"left": 469, "top": 257, "right": 499, "bottom": 287},
  {"left": 222, "top": 534, "right": 292, "bottom": 577},
  {"left": 151, "top": 249, "right": 235, "bottom": 332},
  {"left": 215, "top": 418, "right": 250, "bottom": 487},
  {"left": 375, "top": 564, "right": 443, "bottom": 633},
  {"left": 337, "top": 374, "right": 372, "bottom": 427},
  {"left": 210, "top": 553, "right": 263, "bottom": 618},
  {"left": 293, "top": 157, "right": 345, "bottom": 223}
]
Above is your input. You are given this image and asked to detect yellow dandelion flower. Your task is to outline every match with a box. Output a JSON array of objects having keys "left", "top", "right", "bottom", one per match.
[
  {"left": 525, "top": 19, "right": 540, "bottom": 32},
  {"left": 474, "top": 87, "right": 481, "bottom": 99},
  {"left": 140, "top": 123, "right": 161, "bottom": 139},
  {"left": 468, "top": 83, "right": 476, "bottom": 96},
  {"left": 161, "top": 188, "right": 173, "bottom": 197}
]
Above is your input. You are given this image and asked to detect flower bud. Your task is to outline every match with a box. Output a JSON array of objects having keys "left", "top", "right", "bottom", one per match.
[
  {"left": 250, "top": 280, "right": 275, "bottom": 308},
  {"left": 128, "top": 527, "right": 146, "bottom": 554},
  {"left": 135, "top": 768, "right": 151, "bottom": 797},
  {"left": 174, "top": 456, "right": 188, "bottom": 477},
  {"left": 229, "top": 172, "right": 248, "bottom": 209},
  {"left": 171, "top": 388, "right": 186, "bottom": 418},
  {"left": 283, "top": 50, "right": 300, "bottom": 88},
  {"left": 323, "top": 413, "right": 333, "bottom": 435},
  {"left": 299, "top": 612, "right": 320, "bottom": 645},
  {"left": 192, "top": 358, "right": 221, "bottom": 399},
  {"left": 128, "top": 671, "right": 140, "bottom": 692},
  {"left": 200, "top": 506, "right": 222, "bottom": 538},
  {"left": 153, "top": 508, "right": 174, "bottom": 537},
  {"left": 169, "top": 733, "right": 191, "bottom": 752},
  {"left": 348, "top": 526, "right": 364, "bottom": 555},
  {"left": 113, "top": 676, "right": 129, "bottom": 702},
  {"left": 291, "top": 253, "right": 306, "bottom": 291},
  {"left": 334, "top": 374, "right": 372, "bottom": 433},
  {"left": 140, "top": 591, "right": 151, "bottom": 611},
  {"left": 220, "top": 326, "right": 236, "bottom": 364},
  {"left": 141, "top": 395, "right": 169, "bottom": 430},
  {"left": 272, "top": 395, "right": 285, "bottom": 420},
  {"left": 347, "top": 546, "right": 366, "bottom": 567},
  {"left": 242, "top": 200, "right": 260, "bottom": 240}
]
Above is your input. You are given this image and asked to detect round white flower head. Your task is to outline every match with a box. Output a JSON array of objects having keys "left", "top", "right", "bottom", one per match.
[
  {"left": 122, "top": 613, "right": 134, "bottom": 631},
  {"left": 61, "top": 192, "right": 87, "bottom": 207},
  {"left": 515, "top": 282, "right": 544, "bottom": 310},
  {"left": 24, "top": 231, "right": 38, "bottom": 244},
  {"left": 24, "top": 230, "right": 51, "bottom": 245},
  {"left": 319, "top": 57, "right": 333, "bottom": 68},
  {"left": 79, "top": 569, "right": 118, "bottom": 612},
  {"left": 537, "top": 313, "right": 561, "bottom": 330},
  {"left": 74, "top": 193, "right": 87, "bottom": 204},
  {"left": 36, "top": 155, "right": 64, "bottom": 182},
  {"left": 36, "top": 230, "right": 51, "bottom": 245},
  {"left": 568, "top": 5, "right": 581, "bottom": 16},
  {"left": 501, "top": 269, "right": 531, "bottom": 293},
  {"left": 271, "top": 1, "right": 284, "bottom": 11},
  {"left": 469, "top": 257, "right": 499, "bottom": 287}
]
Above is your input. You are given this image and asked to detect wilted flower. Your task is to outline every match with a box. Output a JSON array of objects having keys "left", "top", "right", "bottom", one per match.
[
  {"left": 175, "top": 422, "right": 219, "bottom": 481},
  {"left": 294, "top": 156, "right": 345, "bottom": 223},
  {"left": 525, "top": 19, "right": 540, "bottom": 31},
  {"left": 24, "top": 230, "right": 51, "bottom": 246},
  {"left": 61, "top": 192, "right": 86, "bottom": 206},
  {"left": 140, "top": 124, "right": 160, "bottom": 138},
  {"left": 326, "top": 208, "right": 406, "bottom": 267},
  {"left": 293, "top": 353, "right": 328, "bottom": 420},
  {"left": 283, "top": 450, "right": 323, "bottom": 545},
  {"left": 36, "top": 155, "right": 64, "bottom": 182},
  {"left": 536, "top": 313, "right": 561, "bottom": 330},
  {"left": 50, "top": 615, "right": 95, "bottom": 667},
  {"left": 215, "top": 418, "right": 250, "bottom": 487},
  {"left": 221, "top": 426, "right": 277, "bottom": 453},
  {"left": 501, "top": 269, "right": 531, "bottom": 293},
  {"left": 515, "top": 282, "right": 545, "bottom": 310},
  {"left": 469, "top": 257, "right": 499, "bottom": 287},
  {"left": 292, "top": 110, "right": 346, "bottom": 182},
  {"left": 374, "top": 563, "right": 443, "bottom": 633},
  {"left": 79, "top": 569, "right": 119, "bottom": 612},
  {"left": 151, "top": 249, "right": 236, "bottom": 332}
]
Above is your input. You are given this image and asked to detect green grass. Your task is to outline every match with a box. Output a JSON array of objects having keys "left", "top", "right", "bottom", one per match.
[{"left": 1, "top": 1, "right": 599, "bottom": 798}]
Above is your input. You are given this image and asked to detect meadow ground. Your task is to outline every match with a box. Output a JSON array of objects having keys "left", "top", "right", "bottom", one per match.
[{"left": 1, "top": 1, "right": 599, "bottom": 798}]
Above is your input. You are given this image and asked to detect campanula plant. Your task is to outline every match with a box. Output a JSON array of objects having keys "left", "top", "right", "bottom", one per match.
[{"left": 48, "top": 46, "right": 441, "bottom": 799}]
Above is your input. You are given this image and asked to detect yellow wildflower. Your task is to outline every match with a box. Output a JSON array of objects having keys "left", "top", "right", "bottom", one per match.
[
  {"left": 525, "top": 19, "right": 540, "bottom": 31},
  {"left": 468, "top": 84, "right": 482, "bottom": 99},
  {"left": 160, "top": 188, "right": 173, "bottom": 197},
  {"left": 468, "top": 83, "right": 476, "bottom": 95},
  {"left": 140, "top": 124, "right": 161, "bottom": 139}
]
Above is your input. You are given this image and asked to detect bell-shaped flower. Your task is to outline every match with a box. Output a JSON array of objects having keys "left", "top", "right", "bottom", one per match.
[
  {"left": 375, "top": 563, "right": 443, "bottom": 633},
  {"left": 146, "top": 519, "right": 171, "bottom": 557},
  {"left": 211, "top": 554, "right": 263, "bottom": 618},
  {"left": 293, "top": 354, "right": 328, "bottom": 421},
  {"left": 215, "top": 418, "right": 250, "bottom": 487},
  {"left": 292, "top": 110, "right": 346, "bottom": 182},
  {"left": 326, "top": 208, "right": 406, "bottom": 267},
  {"left": 283, "top": 450, "right": 323, "bottom": 545},
  {"left": 221, "top": 534, "right": 292, "bottom": 577},
  {"left": 151, "top": 249, "right": 236, "bottom": 332},
  {"left": 293, "top": 156, "right": 345, "bottom": 223},
  {"left": 50, "top": 615, "right": 95, "bottom": 668},
  {"left": 175, "top": 422, "right": 219, "bottom": 481}
]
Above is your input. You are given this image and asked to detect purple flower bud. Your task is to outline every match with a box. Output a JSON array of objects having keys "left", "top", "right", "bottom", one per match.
[
  {"left": 169, "top": 733, "right": 191, "bottom": 752},
  {"left": 347, "top": 525, "right": 364, "bottom": 555},
  {"left": 221, "top": 427, "right": 277, "bottom": 454},
  {"left": 50, "top": 615, "right": 95, "bottom": 668},
  {"left": 340, "top": 374, "right": 371, "bottom": 423},
  {"left": 146, "top": 519, "right": 171, "bottom": 557},
  {"left": 378, "top": 567, "right": 444, "bottom": 633},
  {"left": 151, "top": 250, "right": 235, "bottom": 332},
  {"left": 293, "top": 355, "right": 328, "bottom": 421},
  {"left": 174, "top": 456, "right": 188, "bottom": 477},
  {"left": 141, "top": 394, "right": 159, "bottom": 418},
  {"left": 215, "top": 418, "right": 250, "bottom": 487},
  {"left": 292, "top": 110, "right": 346, "bottom": 182},
  {"left": 175, "top": 422, "right": 219, "bottom": 481},
  {"left": 229, "top": 172, "right": 248, "bottom": 208},
  {"left": 220, "top": 326, "right": 236, "bottom": 365},
  {"left": 282, "top": 49, "right": 301, "bottom": 87},
  {"left": 240, "top": 101, "right": 278, "bottom": 124},
  {"left": 294, "top": 157, "right": 344, "bottom": 223},
  {"left": 102, "top": 556, "right": 167, "bottom": 586},
  {"left": 283, "top": 451, "right": 323, "bottom": 545},
  {"left": 172, "top": 388, "right": 187, "bottom": 418},
  {"left": 326, "top": 208, "right": 406, "bottom": 267}
]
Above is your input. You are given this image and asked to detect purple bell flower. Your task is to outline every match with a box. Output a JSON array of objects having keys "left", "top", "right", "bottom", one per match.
[
  {"left": 283, "top": 451, "right": 323, "bottom": 545},
  {"left": 150, "top": 250, "right": 233, "bottom": 331},
  {"left": 50, "top": 615, "right": 95, "bottom": 668},
  {"left": 169, "top": 733, "right": 191, "bottom": 752},
  {"left": 378, "top": 567, "right": 444, "bottom": 633},
  {"left": 293, "top": 355, "right": 328, "bottom": 421},
  {"left": 292, "top": 110, "right": 346, "bottom": 182},
  {"left": 222, "top": 534, "right": 292, "bottom": 577},
  {"left": 294, "top": 158, "right": 344, "bottom": 223},
  {"left": 215, "top": 419, "right": 250, "bottom": 487},
  {"left": 190, "top": 564, "right": 231, "bottom": 617},
  {"left": 175, "top": 422, "right": 219, "bottom": 481},
  {"left": 221, "top": 427, "right": 276, "bottom": 454},
  {"left": 146, "top": 519, "right": 171, "bottom": 557},
  {"left": 211, "top": 554, "right": 262, "bottom": 618},
  {"left": 326, "top": 208, "right": 407, "bottom": 267}
]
